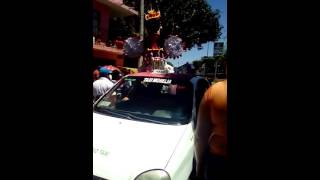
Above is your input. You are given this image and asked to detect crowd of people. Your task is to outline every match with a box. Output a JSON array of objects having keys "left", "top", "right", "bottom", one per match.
[{"left": 93, "top": 65, "right": 137, "bottom": 102}]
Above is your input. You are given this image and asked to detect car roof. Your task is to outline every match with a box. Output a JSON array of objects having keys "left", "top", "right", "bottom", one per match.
[{"left": 127, "top": 72, "right": 194, "bottom": 80}]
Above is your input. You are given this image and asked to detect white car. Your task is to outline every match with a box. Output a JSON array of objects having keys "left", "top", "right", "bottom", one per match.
[{"left": 93, "top": 72, "right": 210, "bottom": 180}]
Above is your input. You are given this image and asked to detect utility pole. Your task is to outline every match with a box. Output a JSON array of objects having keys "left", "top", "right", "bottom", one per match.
[
  {"left": 138, "top": 0, "right": 144, "bottom": 68},
  {"left": 207, "top": 42, "right": 210, "bottom": 57}
]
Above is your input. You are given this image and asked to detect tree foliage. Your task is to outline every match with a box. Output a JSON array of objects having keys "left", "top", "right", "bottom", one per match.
[
  {"left": 192, "top": 60, "right": 203, "bottom": 70},
  {"left": 108, "top": 16, "right": 139, "bottom": 41},
  {"left": 192, "top": 54, "right": 226, "bottom": 73},
  {"left": 124, "top": 0, "right": 222, "bottom": 50}
]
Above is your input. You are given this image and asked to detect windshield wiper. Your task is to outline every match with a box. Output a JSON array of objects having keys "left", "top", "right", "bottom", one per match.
[
  {"left": 96, "top": 107, "right": 169, "bottom": 125},
  {"left": 128, "top": 114, "right": 169, "bottom": 125},
  {"left": 113, "top": 110, "right": 169, "bottom": 125},
  {"left": 95, "top": 107, "right": 133, "bottom": 120}
]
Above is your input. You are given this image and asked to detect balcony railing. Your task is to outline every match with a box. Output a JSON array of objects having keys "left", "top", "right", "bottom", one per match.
[{"left": 93, "top": 43, "right": 123, "bottom": 55}]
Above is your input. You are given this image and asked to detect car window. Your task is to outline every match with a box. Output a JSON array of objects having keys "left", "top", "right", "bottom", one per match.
[{"left": 94, "top": 76, "right": 194, "bottom": 125}]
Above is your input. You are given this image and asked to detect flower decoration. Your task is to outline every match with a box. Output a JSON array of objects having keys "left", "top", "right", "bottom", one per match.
[
  {"left": 164, "top": 35, "right": 184, "bottom": 59},
  {"left": 123, "top": 37, "right": 144, "bottom": 58}
]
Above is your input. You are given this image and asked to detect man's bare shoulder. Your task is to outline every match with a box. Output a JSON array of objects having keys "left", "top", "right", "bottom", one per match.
[
  {"left": 213, "top": 80, "right": 227, "bottom": 88},
  {"left": 208, "top": 80, "right": 227, "bottom": 94},
  {"left": 206, "top": 80, "right": 227, "bottom": 109}
]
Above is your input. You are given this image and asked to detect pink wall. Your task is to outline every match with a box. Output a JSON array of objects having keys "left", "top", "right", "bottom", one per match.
[{"left": 93, "top": 1, "right": 110, "bottom": 42}]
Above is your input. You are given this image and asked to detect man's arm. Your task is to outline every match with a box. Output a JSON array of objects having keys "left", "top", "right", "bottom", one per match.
[{"left": 194, "top": 90, "right": 213, "bottom": 177}]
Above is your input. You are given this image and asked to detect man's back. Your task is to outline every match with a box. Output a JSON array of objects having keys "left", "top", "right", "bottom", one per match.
[
  {"left": 196, "top": 80, "right": 227, "bottom": 156},
  {"left": 195, "top": 79, "right": 227, "bottom": 179},
  {"left": 93, "top": 77, "right": 114, "bottom": 99},
  {"left": 207, "top": 80, "right": 227, "bottom": 156}
]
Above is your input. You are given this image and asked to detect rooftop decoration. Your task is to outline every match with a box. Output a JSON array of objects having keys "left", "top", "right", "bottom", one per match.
[{"left": 124, "top": 3, "right": 184, "bottom": 73}]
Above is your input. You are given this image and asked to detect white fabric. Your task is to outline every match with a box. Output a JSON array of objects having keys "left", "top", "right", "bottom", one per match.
[
  {"left": 165, "top": 64, "right": 174, "bottom": 73},
  {"left": 93, "top": 77, "right": 114, "bottom": 99}
]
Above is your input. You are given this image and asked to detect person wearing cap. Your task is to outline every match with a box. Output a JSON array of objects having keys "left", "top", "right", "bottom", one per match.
[
  {"left": 93, "top": 66, "right": 102, "bottom": 82},
  {"left": 93, "top": 67, "right": 114, "bottom": 102}
]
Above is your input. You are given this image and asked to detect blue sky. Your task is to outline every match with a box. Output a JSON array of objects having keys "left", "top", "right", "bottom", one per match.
[{"left": 167, "top": 0, "right": 227, "bottom": 67}]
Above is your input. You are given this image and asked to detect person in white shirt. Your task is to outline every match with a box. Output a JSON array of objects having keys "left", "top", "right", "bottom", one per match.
[{"left": 93, "top": 67, "right": 114, "bottom": 102}]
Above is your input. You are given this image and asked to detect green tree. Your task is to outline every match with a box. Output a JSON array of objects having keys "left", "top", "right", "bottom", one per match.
[
  {"left": 192, "top": 60, "right": 204, "bottom": 70},
  {"left": 192, "top": 54, "right": 226, "bottom": 74},
  {"left": 124, "top": 0, "right": 222, "bottom": 50},
  {"left": 108, "top": 16, "right": 139, "bottom": 41},
  {"left": 202, "top": 56, "right": 216, "bottom": 73}
]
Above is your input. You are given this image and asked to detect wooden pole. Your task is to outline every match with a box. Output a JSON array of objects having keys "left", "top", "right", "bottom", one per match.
[{"left": 138, "top": 0, "right": 144, "bottom": 68}]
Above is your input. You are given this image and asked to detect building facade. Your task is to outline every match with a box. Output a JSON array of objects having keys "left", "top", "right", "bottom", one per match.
[{"left": 93, "top": 0, "right": 138, "bottom": 69}]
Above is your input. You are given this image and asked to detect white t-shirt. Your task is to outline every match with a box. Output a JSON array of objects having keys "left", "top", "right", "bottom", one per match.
[{"left": 93, "top": 77, "right": 114, "bottom": 99}]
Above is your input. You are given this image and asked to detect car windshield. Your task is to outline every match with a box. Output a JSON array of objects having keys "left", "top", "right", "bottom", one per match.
[{"left": 94, "top": 76, "right": 194, "bottom": 125}]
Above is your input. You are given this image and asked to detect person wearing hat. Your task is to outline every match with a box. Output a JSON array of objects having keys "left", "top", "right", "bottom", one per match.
[
  {"left": 93, "top": 67, "right": 114, "bottom": 102},
  {"left": 93, "top": 66, "right": 102, "bottom": 82}
]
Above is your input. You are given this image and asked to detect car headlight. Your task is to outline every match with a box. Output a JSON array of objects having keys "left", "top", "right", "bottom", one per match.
[{"left": 134, "top": 169, "right": 170, "bottom": 180}]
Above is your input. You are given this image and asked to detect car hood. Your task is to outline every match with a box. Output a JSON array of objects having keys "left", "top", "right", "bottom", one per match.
[{"left": 93, "top": 112, "right": 188, "bottom": 180}]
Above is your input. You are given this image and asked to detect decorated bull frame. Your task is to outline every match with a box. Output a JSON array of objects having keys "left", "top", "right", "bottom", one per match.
[{"left": 124, "top": 7, "right": 183, "bottom": 73}]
